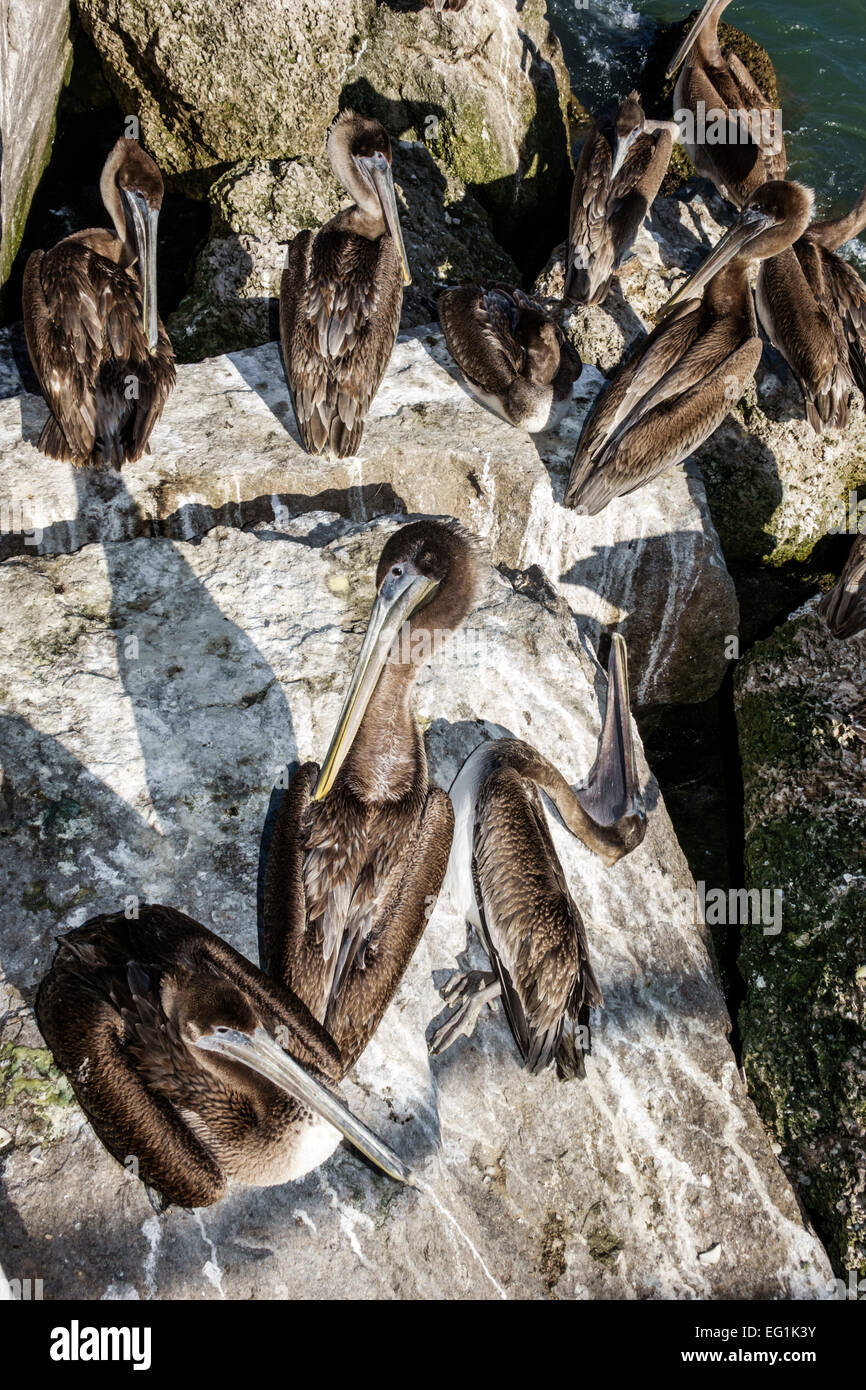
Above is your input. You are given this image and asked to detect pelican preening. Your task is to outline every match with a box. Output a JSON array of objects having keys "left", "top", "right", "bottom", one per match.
[
  {"left": 280, "top": 111, "right": 411, "bottom": 459},
  {"left": 819, "top": 536, "right": 866, "bottom": 640},
  {"left": 438, "top": 284, "right": 582, "bottom": 431},
  {"left": 566, "top": 93, "right": 679, "bottom": 307},
  {"left": 263, "top": 520, "right": 481, "bottom": 1067},
  {"left": 666, "top": 0, "right": 786, "bottom": 208},
  {"left": 22, "top": 138, "right": 175, "bottom": 469},
  {"left": 566, "top": 181, "right": 814, "bottom": 516},
  {"left": 430, "top": 634, "right": 646, "bottom": 1077},
  {"left": 756, "top": 186, "right": 866, "bottom": 432},
  {"left": 37, "top": 907, "right": 414, "bottom": 1210}
]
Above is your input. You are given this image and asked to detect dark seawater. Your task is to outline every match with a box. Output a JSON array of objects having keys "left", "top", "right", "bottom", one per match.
[{"left": 549, "top": 0, "right": 866, "bottom": 230}]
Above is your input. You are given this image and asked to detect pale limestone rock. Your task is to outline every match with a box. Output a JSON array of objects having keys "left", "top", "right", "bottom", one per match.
[
  {"left": 0, "top": 519, "right": 834, "bottom": 1298},
  {"left": 0, "top": 0, "right": 71, "bottom": 288},
  {"left": 0, "top": 325, "right": 736, "bottom": 708}
]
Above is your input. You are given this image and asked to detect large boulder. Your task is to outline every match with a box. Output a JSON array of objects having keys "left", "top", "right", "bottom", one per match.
[
  {"left": 167, "top": 141, "right": 519, "bottom": 362},
  {"left": 0, "top": 0, "right": 72, "bottom": 294},
  {"left": 75, "top": 0, "right": 573, "bottom": 263},
  {"left": 0, "top": 517, "right": 834, "bottom": 1298},
  {"left": 536, "top": 190, "right": 866, "bottom": 578},
  {"left": 0, "top": 323, "right": 735, "bottom": 708},
  {"left": 735, "top": 599, "right": 866, "bottom": 1280}
]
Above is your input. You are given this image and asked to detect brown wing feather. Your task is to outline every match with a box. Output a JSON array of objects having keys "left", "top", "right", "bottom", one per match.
[
  {"left": 438, "top": 285, "right": 523, "bottom": 393},
  {"left": 611, "top": 128, "right": 674, "bottom": 270},
  {"left": 37, "top": 905, "right": 343, "bottom": 1208},
  {"left": 473, "top": 767, "right": 601, "bottom": 1076},
  {"left": 759, "top": 242, "right": 866, "bottom": 431},
  {"left": 22, "top": 238, "right": 174, "bottom": 468},
  {"left": 568, "top": 308, "right": 761, "bottom": 513},
  {"left": 280, "top": 225, "right": 402, "bottom": 458},
  {"left": 819, "top": 536, "right": 866, "bottom": 639},
  {"left": 566, "top": 123, "right": 616, "bottom": 305},
  {"left": 326, "top": 787, "right": 453, "bottom": 1067}
]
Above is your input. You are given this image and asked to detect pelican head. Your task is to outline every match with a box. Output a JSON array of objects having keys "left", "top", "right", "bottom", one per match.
[
  {"left": 611, "top": 92, "right": 646, "bottom": 182},
  {"left": 313, "top": 519, "right": 482, "bottom": 801},
  {"left": 666, "top": 0, "right": 732, "bottom": 79},
  {"left": 662, "top": 180, "right": 814, "bottom": 313},
  {"left": 183, "top": 974, "right": 414, "bottom": 1185},
  {"left": 100, "top": 137, "right": 164, "bottom": 353},
  {"left": 329, "top": 110, "right": 411, "bottom": 286}
]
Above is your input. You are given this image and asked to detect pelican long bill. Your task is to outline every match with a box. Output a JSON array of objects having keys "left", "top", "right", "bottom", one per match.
[
  {"left": 665, "top": 0, "right": 719, "bottom": 78},
  {"left": 122, "top": 188, "right": 160, "bottom": 351},
  {"left": 195, "top": 1025, "right": 416, "bottom": 1186},
  {"left": 313, "top": 566, "right": 439, "bottom": 800},
  {"left": 361, "top": 153, "right": 412, "bottom": 286},
  {"left": 661, "top": 206, "right": 775, "bottom": 315},
  {"left": 577, "top": 632, "right": 643, "bottom": 835}
]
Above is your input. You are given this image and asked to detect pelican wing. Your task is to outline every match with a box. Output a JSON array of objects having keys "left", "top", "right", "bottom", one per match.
[
  {"left": 567, "top": 305, "right": 761, "bottom": 512},
  {"left": 473, "top": 766, "right": 601, "bottom": 1076},
  {"left": 566, "top": 122, "right": 616, "bottom": 304},
  {"left": 36, "top": 911, "right": 226, "bottom": 1209},
  {"left": 611, "top": 128, "right": 675, "bottom": 269},
  {"left": 280, "top": 225, "right": 403, "bottom": 457},
  {"left": 759, "top": 242, "right": 866, "bottom": 431},
  {"left": 680, "top": 63, "right": 765, "bottom": 200},
  {"left": 321, "top": 787, "right": 454, "bottom": 1067},
  {"left": 22, "top": 240, "right": 174, "bottom": 467},
  {"left": 819, "top": 536, "right": 866, "bottom": 639},
  {"left": 438, "top": 285, "right": 523, "bottom": 392}
]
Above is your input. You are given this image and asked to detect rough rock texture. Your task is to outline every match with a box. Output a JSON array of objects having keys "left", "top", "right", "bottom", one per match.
[
  {"left": 735, "top": 600, "right": 866, "bottom": 1280},
  {"left": 535, "top": 190, "right": 866, "bottom": 571},
  {"left": 168, "top": 141, "right": 518, "bottom": 362},
  {"left": 0, "top": 324, "right": 734, "bottom": 708},
  {"left": 0, "top": 517, "right": 834, "bottom": 1299},
  {"left": 76, "top": 0, "right": 572, "bottom": 259},
  {"left": 0, "top": 0, "right": 72, "bottom": 291}
]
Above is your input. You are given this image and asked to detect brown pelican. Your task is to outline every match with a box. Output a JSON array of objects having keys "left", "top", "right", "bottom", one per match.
[
  {"left": 756, "top": 186, "right": 866, "bottom": 431},
  {"left": 429, "top": 634, "right": 646, "bottom": 1077},
  {"left": 566, "top": 93, "right": 680, "bottom": 306},
  {"left": 666, "top": 0, "right": 786, "bottom": 208},
  {"left": 263, "top": 519, "right": 481, "bottom": 1068},
  {"left": 819, "top": 536, "right": 866, "bottom": 639},
  {"left": 280, "top": 111, "right": 411, "bottom": 458},
  {"left": 22, "top": 137, "right": 175, "bottom": 469},
  {"left": 438, "top": 284, "right": 582, "bottom": 431},
  {"left": 566, "top": 181, "right": 814, "bottom": 515},
  {"left": 37, "top": 906, "right": 415, "bottom": 1210}
]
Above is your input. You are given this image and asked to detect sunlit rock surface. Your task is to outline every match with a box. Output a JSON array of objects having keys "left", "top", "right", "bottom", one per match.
[
  {"left": 0, "top": 518, "right": 833, "bottom": 1298},
  {"left": 736, "top": 598, "right": 866, "bottom": 1280},
  {"left": 0, "top": 0, "right": 71, "bottom": 289},
  {"left": 0, "top": 324, "right": 734, "bottom": 708}
]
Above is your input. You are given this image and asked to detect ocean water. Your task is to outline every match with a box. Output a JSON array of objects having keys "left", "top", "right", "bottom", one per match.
[{"left": 549, "top": 0, "right": 866, "bottom": 220}]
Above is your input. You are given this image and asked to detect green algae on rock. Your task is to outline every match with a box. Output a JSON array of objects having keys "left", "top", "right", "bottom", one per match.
[
  {"left": 76, "top": 0, "right": 572, "bottom": 265},
  {"left": 736, "top": 606, "right": 866, "bottom": 1278}
]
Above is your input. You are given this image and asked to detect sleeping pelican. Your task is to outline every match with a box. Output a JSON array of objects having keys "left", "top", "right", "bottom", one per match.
[
  {"left": 566, "top": 93, "right": 680, "bottom": 306},
  {"left": 438, "top": 284, "right": 582, "bottom": 431},
  {"left": 22, "top": 137, "right": 175, "bottom": 469},
  {"left": 757, "top": 186, "right": 866, "bottom": 431},
  {"left": 566, "top": 181, "right": 814, "bottom": 515},
  {"left": 37, "top": 906, "right": 414, "bottom": 1210},
  {"left": 429, "top": 634, "right": 646, "bottom": 1077},
  {"left": 263, "top": 519, "right": 481, "bottom": 1068},
  {"left": 666, "top": 0, "right": 786, "bottom": 208},
  {"left": 280, "top": 111, "right": 411, "bottom": 458},
  {"left": 819, "top": 536, "right": 866, "bottom": 640}
]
